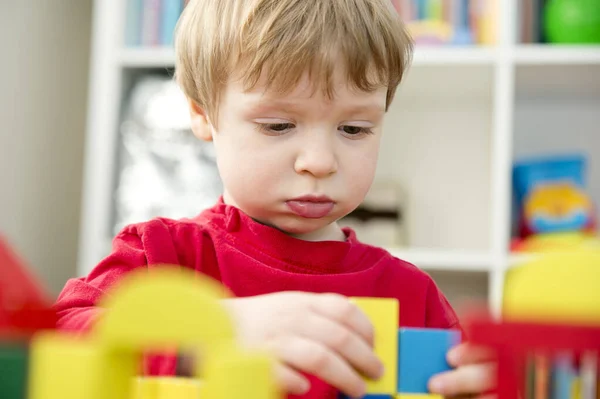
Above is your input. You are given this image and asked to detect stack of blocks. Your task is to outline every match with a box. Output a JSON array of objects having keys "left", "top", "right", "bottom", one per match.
[{"left": 341, "top": 298, "right": 461, "bottom": 399}]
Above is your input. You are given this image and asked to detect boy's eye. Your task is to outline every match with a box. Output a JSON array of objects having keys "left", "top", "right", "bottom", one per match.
[
  {"left": 258, "top": 123, "right": 295, "bottom": 134},
  {"left": 269, "top": 123, "right": 294, "bottom": 132},
  {"left": 340, "top": 125, "right": 373, "bottom": 136}
]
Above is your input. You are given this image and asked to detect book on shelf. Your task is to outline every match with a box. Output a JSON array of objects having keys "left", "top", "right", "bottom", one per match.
[
  {"left": 125, "top": 0, "right": 188, "bottom": 47},
  {"left": 392, "top": 0, "right": 497, "bottom": 46},
  {"left": 125, "top": 0, "right": 497, "bottom": 48},
  {"left": 519, "top": 0, "right": 548, "bottom": 44}
]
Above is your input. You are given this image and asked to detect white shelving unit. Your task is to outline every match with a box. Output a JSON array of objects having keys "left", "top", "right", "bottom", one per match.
[{"left": 79, "top": 0, "right": 600, "bottom": 317}]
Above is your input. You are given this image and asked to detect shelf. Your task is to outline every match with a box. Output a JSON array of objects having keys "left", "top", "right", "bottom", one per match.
[
  {"left": 411, "top": 46, "right": 497, "bottom": 65},
  {"left": 386, "top": 248, "right": 492, "bottom": 272},
  {"left": 508, "top": 252, "right": 538, "bottom": 267},
  {"left": 118, "top": 46, "right": 498, "bottom": 69},
  {"left": 514, "top": 45, "right": 600, "bottom": 65},
  {"left": 118, "top": 45, "right": 600, "bottom": 69},
  {"left": 119, "top": 47, "right": 176, "bottom": 68}
]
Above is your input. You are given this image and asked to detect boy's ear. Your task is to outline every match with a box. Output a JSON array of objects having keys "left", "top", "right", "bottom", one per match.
[{"left": 188, "top": 99, "right": 213, "bottom": 142}]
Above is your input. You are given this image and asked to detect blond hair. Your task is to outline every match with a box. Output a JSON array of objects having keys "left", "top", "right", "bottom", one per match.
[{"left": 175, "top": 0, "right": 413, "bottom": 122}]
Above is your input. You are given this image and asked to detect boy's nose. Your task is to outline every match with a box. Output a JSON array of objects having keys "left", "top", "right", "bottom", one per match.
[{"left": 294, "top": 138, "right": 338, "bottom": 178}]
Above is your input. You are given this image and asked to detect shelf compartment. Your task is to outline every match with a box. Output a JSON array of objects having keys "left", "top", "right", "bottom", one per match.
[
  {"left": 388, "top": 248, "right": 492, "bottom": 271},
  {"left": 426, "top": 270, "right": 489, "bottom": 311},
  {"left": 511, "top": 65, "right": 600, "bottom": 244},
  {"left": 380, "top": 65, "right": 494, "bottom": 251},
  {"left": 514, "top": 45, "right": 600, "bottom": 65}
]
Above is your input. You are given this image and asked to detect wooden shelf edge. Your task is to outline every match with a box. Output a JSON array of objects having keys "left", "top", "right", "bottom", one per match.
[{"left": 387, "top": 248, "right": 493, "bottom": 271}]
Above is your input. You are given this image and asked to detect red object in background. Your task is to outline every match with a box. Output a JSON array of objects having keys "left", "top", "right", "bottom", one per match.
[
  {"left": 464, "top": 312, "right": 600, "bottom": 399},
  {"left": 0, "top": 235, "right": 56, "bottom": 339}
]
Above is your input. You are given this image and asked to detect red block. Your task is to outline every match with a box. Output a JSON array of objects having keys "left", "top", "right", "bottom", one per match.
[
  {"left": 464, "top": 312, "right": 600, "bottom": 399},
  {"left": 0, "top": 236, "right": 56, "bottom": 338}
]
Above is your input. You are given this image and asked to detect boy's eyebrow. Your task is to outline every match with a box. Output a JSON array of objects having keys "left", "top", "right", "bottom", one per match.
[{"left": 341, "top": 103, "right": 386, "bottom": 115}]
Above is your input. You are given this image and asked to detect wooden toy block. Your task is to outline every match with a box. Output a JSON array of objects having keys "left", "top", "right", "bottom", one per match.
[
  {"left": 133, "top": 377, "right": 202, "bottom": 399},
  {"left": 0, "top": 236, "right": 50, "bottom": 307},
  {"left": 396, "top": 394, "right": 444, "bottom": 399},
  {"left": 0, "top": 236, "right": 56, "bottom": 339},
  {"left": 27, "top": 268, "right": 282, "bottom": 399},
  {"left": 350, "top": 297, "right": 399, "bottom": 395},
  {"left": 338, "top": 394, "right": 393, "bottom": 399},
  {"left": 464, "top": 251, "right": 600, "bottom": 399},
  {"left": 203, "top": 345, "right": 280, "bottom": 399},
  {"left": 0, "top": 343, "right": 28, "bottom": 399},
  {"left": 156, "top": 377, "right": 201, "bottom": 399},
  {"left": 398, "top": 328, "right": 460, "bottom": 394},
  {"left": 132, "top": 377, "right": 160, "bottom": 399},
  {"left": 95, "top": 267, "right": 235, "bottom": 352},
  {"left": 503, "top": 251, "right": 600, "bottom": 325},
  {"left": 27, "top": 332, "right": 109, "bottom": 399}
]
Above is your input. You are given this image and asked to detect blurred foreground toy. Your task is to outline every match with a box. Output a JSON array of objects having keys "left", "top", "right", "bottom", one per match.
[
  {"left": 0, "top": 236, "right": 57, "bottom": 398},
  {"left": 26, "top": 267, "right": 281, "bottom": 399},
  {"left": 465, "top": 250, "right": 600, "bottom": 399}
]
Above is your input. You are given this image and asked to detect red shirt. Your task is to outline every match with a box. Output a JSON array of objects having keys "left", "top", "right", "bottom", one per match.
[{"left": 54, "top": 199, "right": 460, "bottom": 399}]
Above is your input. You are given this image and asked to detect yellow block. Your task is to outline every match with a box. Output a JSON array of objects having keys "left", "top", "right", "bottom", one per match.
[
  {"left": 95, "top": 267, "right": 235, "bottom": 350},
  {"left": 27, "top": 333, "right": 109, "bottom": 399},
  {"left": 503, "top": 250, "right": 600, "bottom": 325},
  {"left": 397, "top": 394, "right": 444, "bottom": 399},
  {"left": 28, "top": 268, "right": 283, "bottom": 399},
  {"left": 133, "top": 377, "right": 202, "bottom": 399},
  {"left": 350, "top": 297, "right": 399, "bottom": 395},
  {"left": 132, "top": 377, "right": 160, "bottom": 399},
  {"left": 203, "top": 345, "right": 280, "bottom": 399}
]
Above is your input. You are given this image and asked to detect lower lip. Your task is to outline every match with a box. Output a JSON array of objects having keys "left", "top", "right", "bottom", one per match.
[{"left": 286, "top": 200, "right": 335, "bottom": 219}]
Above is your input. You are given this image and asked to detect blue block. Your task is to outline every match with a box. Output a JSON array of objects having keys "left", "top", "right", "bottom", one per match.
[
  {"left": 338, "top": 395, "right": 392, "bottom": 399},
  {"left": 398, "top": 328, "right": 460, "bottom": 393}
]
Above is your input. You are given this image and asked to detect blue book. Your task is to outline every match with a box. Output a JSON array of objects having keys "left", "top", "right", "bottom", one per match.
[
  {"left": 451, "top": 0, "right": 473, "bottom": 45},
  {"left": 125, "top": 0, "right": 143, "bottom": 46},
  {"left": 415, "top": 0, "right": 427, "bottom": 20},
  {"left": 160, "top": 0, "right": 183, "bottom": 46}
]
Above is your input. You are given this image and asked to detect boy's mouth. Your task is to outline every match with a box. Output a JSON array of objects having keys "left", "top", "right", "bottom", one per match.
[{"left": 286, "top": 195, "right": 335, "bottom": 219}]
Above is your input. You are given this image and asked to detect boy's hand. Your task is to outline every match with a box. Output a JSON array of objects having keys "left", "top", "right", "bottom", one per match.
[
  {"left": 428, "top": 342, "right": 497, "bottom": 399},
  {"left": 222, "top": 292, "right": 384, "bottom": 397}
]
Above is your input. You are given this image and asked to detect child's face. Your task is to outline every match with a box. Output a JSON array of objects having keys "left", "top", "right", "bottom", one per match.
[{"left": 192, "top": 71, "right": 386, "bottom": 241}]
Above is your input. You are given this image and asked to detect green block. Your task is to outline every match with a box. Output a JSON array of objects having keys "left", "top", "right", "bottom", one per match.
[{"left": 0, "top": 344, "right": 29, "bottom": 399}]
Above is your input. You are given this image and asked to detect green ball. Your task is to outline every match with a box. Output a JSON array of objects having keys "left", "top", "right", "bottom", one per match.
[{"left": 544, "top": 0, "right": 600, "bottom": 44}]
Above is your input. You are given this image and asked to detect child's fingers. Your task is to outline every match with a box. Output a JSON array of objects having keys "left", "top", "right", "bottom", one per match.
[
  {"left": 309, "top": 293, "right": 375, "bottom": 347},
  {"left": 269, "top": 335, "right": 367, "bottom": 398},
  {"left": 298, "top": 312, "right": 384, "bottom": 380},
  {"left": 274, "top": 363, "right": 311, "bottom": 395},
  {"left": 428, "top": 363, "right": 496, "bottom": 397},
  {"left": 447, "top": 343, "right": 496, "bottom": 366}
]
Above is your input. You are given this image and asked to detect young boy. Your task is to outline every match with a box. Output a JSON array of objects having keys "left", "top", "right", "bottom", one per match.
[{"left": 55, "top": 0, "right": 495, "bottom": 398}]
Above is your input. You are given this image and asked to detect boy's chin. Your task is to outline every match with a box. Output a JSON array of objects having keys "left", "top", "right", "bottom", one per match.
[{"left": 272, "top": 217, "right": 345, "bottom": 241}]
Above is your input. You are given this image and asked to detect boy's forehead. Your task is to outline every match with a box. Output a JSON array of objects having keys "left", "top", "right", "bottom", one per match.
[{"left": 229, "top": 70, "right": 387, "bottom": 110}]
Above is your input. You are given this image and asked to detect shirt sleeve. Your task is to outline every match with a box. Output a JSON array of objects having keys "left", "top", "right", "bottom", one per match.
[
  {"left": 53, "top": 219, "right": 187, "bottom": 376},
  {"left": 424, "top": 278, "right": 464, "bottom": 335}
]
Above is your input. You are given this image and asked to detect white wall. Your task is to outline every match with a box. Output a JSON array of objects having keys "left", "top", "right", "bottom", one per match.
[{"left": 0, "top": 1, "right": 92, "bottom": 295}]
